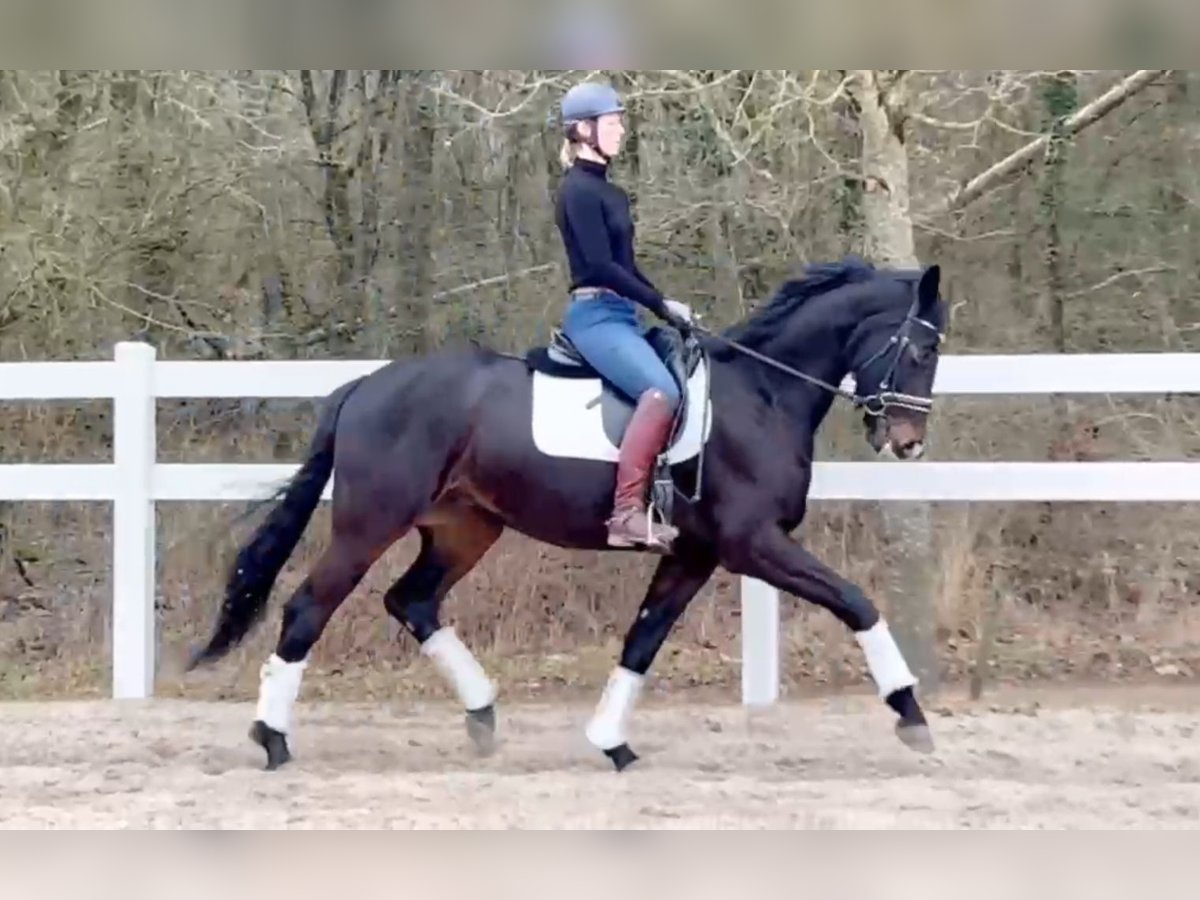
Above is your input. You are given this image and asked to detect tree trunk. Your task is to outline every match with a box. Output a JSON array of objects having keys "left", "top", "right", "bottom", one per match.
[
  {"left": 1039, "top": 71, "right": 1078, "bottom": 356},
  {"left": 852, "top": 70, "right": 941, "bottom": 695},
  {"left": 394, "top": 74, "right": 437, "bottom": 356},
  {"left": 857, "top": 74, "right": 917, "bottom": 266},
  {"left": 1157, "top": 72, "right": 1193, "bottom": 350}
]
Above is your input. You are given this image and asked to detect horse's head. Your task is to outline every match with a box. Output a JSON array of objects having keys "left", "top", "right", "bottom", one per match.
[
  {"left": 713, "top": 256, "right": 947, "bottom": 459},
  {"left": 847, "top": 264, "right": 946, "bottom": 460}
]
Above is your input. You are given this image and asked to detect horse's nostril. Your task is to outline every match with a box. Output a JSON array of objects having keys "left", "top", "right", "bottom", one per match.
[{"left": 892, "top": 438, "right": 926, "bottom": 460}]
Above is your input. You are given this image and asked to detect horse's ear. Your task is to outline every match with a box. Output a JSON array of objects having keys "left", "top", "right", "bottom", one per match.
[{"left": 918, "top": 264, "right": 941, "bottom": 314}]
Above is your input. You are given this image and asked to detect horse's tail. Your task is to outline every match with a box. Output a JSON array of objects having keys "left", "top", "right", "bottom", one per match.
[{"left": 187, "top": 375, "right": 366, "bottom": 670}]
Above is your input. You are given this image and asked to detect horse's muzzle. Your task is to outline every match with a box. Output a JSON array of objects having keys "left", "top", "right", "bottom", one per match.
[
  {"left": 868, "top": 416, "right": 927, "bottom": 460},
  {"left": 887, "top": 418, "right": 927, "bottom": 460}
]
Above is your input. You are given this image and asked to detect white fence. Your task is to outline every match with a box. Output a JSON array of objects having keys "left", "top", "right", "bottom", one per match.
[{"left": 3, "top": 342, "right": 1200, "bottom": 703}]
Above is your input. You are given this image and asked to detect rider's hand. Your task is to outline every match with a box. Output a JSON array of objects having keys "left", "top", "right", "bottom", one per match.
[
  {"left": 661, "top": 298, "right": 695, "bottom": 333},
  {"left": 663, "top": 298, "right": 693, "bottom": 323}
]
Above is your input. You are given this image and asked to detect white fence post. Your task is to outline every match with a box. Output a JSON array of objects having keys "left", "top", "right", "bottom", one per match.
[
  {"left": 111, "top": 341, "right": 157, "bottom": 700},
  {"left": 740, "top": 577, "right": 780, "bottom": 706}
]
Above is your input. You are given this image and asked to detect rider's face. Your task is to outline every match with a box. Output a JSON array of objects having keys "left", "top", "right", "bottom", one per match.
[{"left": 592, "top": 112, "right": 626, "bottom": 157}]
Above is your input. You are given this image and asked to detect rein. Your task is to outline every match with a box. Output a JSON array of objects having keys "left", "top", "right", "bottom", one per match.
[
  {"left": 661, "top": 295, "right": 940, "bottom": 513},
  {"left": 689, "top": 295, "right": 941, "bottom": 418},
  {"left": 692, "top": 323, "right": 859, "bottom": 403}
]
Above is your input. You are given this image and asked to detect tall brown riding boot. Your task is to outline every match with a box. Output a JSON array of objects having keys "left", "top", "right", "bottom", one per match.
[{"left": 607, "top": 388, "right": 679, "bottom": 551}]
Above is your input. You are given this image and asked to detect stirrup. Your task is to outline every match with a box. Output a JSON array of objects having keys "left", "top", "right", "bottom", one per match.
[
  {"left": 645, "top": 499, "right": 660, "bottom": 545},
  {"left": 606, "top": 506, "right": 676, "bottom": 551}
]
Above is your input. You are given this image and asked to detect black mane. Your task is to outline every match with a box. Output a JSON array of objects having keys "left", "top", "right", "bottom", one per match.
[{"left": 717, "top": 255, "right": 879, "bottom": 354}]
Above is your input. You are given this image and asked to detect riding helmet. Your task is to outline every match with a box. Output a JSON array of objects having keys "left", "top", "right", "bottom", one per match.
[{"left": 560, "top": 82, "right": 625, "bottom": 127}]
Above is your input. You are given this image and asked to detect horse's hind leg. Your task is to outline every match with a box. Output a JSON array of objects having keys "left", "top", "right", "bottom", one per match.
[
  {"left": 383, "top": 503, "right": 504, "bottom": 756},
  {"left": 249, "top": 524, "right": 398, "bottom": 770}
]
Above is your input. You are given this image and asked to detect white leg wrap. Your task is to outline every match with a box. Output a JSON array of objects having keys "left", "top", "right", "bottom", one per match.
[
  {"left": 855, "top": 619, "right": 918, "bottom": 699},
  {"left": 586, "top": 667, "right": 644, "bottom": 751},
  {"left": 255, "top": 653, "right": 308, "bottom": 734},
  {"left": 421, "top": 627, "right": 497, "bottom": 711}
]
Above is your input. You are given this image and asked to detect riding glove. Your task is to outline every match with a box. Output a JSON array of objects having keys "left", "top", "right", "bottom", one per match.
[{"left": 661, "top": 298, "right": 695, "bottom": 334}]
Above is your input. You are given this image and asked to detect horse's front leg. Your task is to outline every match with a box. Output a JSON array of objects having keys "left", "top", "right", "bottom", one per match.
[
  {"left": 725, "top": 523, "right": 934, "bottom": 753},
  {"left": 587, "top": 541, "right": 718, "bottom": 771}
]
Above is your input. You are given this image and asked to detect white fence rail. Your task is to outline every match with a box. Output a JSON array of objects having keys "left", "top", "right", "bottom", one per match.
[{"left": 3, "top": 342, "right": 1200, "bottom": 702}]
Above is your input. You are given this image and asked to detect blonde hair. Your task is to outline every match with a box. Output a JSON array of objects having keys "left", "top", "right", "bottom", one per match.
[{"left": 559, "top": 137, "right": 578, "bottom": 170}]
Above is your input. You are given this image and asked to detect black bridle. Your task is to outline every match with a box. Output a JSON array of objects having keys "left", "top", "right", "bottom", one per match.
[
  {"left": 663, "top": 290, "right": 941, "bottom": 514},
  {"left": 692, "top": 289, "right": 942, "bottom": 418},
  {"left": 662, "top": 284, "right": 941, "bottom": 515}
]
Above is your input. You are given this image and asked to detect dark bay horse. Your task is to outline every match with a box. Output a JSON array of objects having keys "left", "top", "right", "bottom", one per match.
[{"left": 190, "top": 255, "right": 948, "bottom": 772}]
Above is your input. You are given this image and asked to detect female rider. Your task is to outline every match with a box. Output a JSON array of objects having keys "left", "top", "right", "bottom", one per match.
[{"left": 554, "top": 80, "right": 695, "bottom": 551}]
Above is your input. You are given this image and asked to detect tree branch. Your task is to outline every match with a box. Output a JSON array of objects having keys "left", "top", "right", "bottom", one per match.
[
  {"left": 1063, "top": 265, "right": 1175, "bottom": 300},
  {"left": 940, "top": 70, "right": 1169, "bottom": 214},
  {"left": 428, "top": 263, "right": 559, "bottom": 301}
]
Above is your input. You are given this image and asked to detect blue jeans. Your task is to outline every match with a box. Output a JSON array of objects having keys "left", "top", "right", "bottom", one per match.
[{"left": 562, "top": 290, "right": 681, "bottom": 411}]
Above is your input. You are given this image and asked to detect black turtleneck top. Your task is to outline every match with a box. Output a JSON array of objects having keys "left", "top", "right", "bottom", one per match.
[{"left": 554, "top": 158, "right": 667, "bottom": 316}]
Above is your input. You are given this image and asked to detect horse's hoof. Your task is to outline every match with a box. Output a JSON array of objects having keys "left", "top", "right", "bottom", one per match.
[
  {"left": 896, "top": 722, "right": 935, "bottom": 755},
  {"left": 604, "top": 743, "right": 640, "bottom": 772},
  {"left": 466, "top": 705, "right": 497, "bottom": 757},
  {"left": 249, "top": 721, "right": 292, "bottom": 771}
]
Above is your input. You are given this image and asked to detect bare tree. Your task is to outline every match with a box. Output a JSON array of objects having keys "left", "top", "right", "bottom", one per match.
[{"left": 846, "top": 69, "right": 1169, "bottom": 691}]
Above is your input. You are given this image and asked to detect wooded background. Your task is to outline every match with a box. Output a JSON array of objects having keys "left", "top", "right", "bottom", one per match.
[{"left": 2, "top": 69, "right": 1198, "bottom": 703}]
